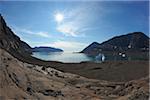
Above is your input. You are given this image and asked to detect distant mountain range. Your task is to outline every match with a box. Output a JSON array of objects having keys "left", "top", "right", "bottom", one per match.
[
  {"left": 81, "top": 32, "right": 149, "bottom": 55},
  {"left": 32, "top": 46, "right": 63, "bottom": 52},
  {"left": 0, "top": 14, "right": 149, "bottom": 58}
]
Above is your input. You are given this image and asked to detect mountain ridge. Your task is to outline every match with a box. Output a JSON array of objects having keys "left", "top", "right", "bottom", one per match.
[
  {"left": 81, "top": 32, "right": 149, "bottom": 55},
  {"left": 32, "top": 46, "right": 63, "bottom": 52},
  {"left": 0, "top": 14, "right": 32, "bottom": 55}
]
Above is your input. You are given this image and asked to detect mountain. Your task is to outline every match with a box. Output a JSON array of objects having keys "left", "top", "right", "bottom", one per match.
[
  {"left": 32, "top": 46, "right": 63, "bottom": 52},
  {"left": 0, "top": 14, "right": 32, "bottom": 55},
  {"left": 80, "top": 42, "right": 101, "bottom": 55},
  {"left": 0, "top": 14, "right": 149, "bottom": 100},
  {"left": 81, "top": 32, "right": 149, "bottom": 55},
  {"left": 0, "top": 14, "right": 63, "bottom": 64}
]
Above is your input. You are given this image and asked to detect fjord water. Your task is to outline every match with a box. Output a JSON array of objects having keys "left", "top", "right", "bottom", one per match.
[
  {"left": 32, "top": 52, "right": 148, "bottom": 63},
  {"left": 32, "top": 52, "right": 94, "bottom": 63}
]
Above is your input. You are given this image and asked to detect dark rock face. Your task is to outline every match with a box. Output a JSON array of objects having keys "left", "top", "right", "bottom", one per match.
[
  {"left": 100, "top": 32, "right": 149, "bottom": 51},
  {"left": 80, "top": 42, "right": 101, "bottom": 55},
  {"left": 39, "top": 89, "right": 64, "bottom": 97},
  {"left": 32, "top": 46, "right": 63, "bottom": 52},
  {"left": 81, "top": 32, "right": 149, "bottom": 55},
  {"left": 0, "top": 14, "right": 32, "bottom": 55}
]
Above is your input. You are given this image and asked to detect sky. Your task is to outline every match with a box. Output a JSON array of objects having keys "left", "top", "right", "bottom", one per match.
[{"left": 0, "top": 1, "right": 149, "bottom": 52}]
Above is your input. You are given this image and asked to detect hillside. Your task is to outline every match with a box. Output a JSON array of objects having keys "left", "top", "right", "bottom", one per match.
[
  {"left": 0, "top": 47, "right": 149, "bottom": 100},
  {"left": 81, "top": 32, "right": 149, "bottom": 55},
  {"left": 0, "top": 14, "right": 32, "bottom": 55}
]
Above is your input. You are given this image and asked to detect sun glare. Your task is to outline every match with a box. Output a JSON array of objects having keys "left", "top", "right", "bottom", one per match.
[{"left": 55, "top": 13, "right": 64, "bottom": 23}]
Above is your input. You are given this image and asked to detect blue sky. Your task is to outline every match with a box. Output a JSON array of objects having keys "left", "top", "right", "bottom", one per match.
[{"left": 0, "top": 1, "right": 149, "bottom": 52}]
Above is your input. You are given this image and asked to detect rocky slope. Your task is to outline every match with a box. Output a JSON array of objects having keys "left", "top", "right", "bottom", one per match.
[
  {"left": 0, "top": 14, "right": 58, "bottom": 66},
  {"left": 0, "top": 48, "right": 149, "bottom": 100},
  {"left": 81, "top": 32, "right": 149, "bottom": 55},
  {"left": 0, "top": 14, "right": 32, "bottom": 55}
]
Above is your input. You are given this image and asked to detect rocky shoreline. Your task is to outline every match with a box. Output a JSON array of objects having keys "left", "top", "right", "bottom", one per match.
[{"left": 0, "top": 48, "right": 149, "bottom": 100}]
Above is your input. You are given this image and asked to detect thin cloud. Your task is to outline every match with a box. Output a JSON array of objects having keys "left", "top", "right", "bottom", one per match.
[
  {"left": 13, "top": 27, "right": 51, "bottom": 38},
  {"left": 49, "top": 40, "right": 87, "bottom": 52},
  {"left": 24, "top": 40, "right": 87, "bottom": 52},
  {"left": 55, "top": 6, "right": 89, "bottom": 37},
  {"left": 55, "top": 3, "right": 105, "bottom": 37},
  {"left": 57, "top": 23, "right": 78, "bottom": 37}
]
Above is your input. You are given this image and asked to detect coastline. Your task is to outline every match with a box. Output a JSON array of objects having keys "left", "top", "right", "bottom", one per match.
[{"left": 7, "top": 48, "right": 149, "bottom": 82}]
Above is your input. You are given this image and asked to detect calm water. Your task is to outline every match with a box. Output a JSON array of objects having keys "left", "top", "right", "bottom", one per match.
[
  {"left": 32, "top": 52, "right": 148, "bottom": 63},
  {"left": 32, "top": 52, "right": 94, "bottom": 63}
]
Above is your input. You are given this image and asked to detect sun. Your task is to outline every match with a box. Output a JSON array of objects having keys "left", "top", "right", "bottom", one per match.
[{"left": 55, "top": 13, "right": 64, "bottom": 23}]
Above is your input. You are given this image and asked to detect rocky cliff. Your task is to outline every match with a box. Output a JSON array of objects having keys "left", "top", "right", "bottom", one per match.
[
  {"left": 0, "top": 14, "right": 32, "bottom": 55},
  {"left": 0, "top": 14, "right": 51, "bottom": 65}
]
